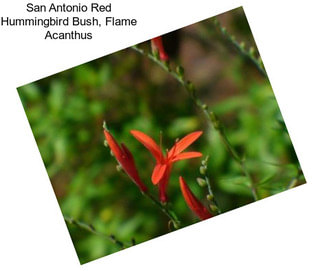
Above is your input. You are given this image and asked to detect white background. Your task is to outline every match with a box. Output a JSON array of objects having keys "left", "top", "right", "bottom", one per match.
[{"left": 0, "top": 0, "right": 322, "bottom": 270}]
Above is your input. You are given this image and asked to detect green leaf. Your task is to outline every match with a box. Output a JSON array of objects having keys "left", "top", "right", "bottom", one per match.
[{"left": 218, "top": 176, "right": 252, "bottom": 196}]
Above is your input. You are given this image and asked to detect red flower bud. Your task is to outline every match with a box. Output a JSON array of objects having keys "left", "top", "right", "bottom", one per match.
[
  {"left": 104, "top": 129, "right": 147, "bottom": 192},
  {"left": 179, "top": 176, "right": 212, "bottom": 220},
  {"left": 151, "top": 36, "right": 169, "bottom": 61}
]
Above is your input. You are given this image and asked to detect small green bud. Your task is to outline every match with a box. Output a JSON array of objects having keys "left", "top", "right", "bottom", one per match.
[
  {"left": 209, "top": 112, "right": 220, "bottom": 129},
  {"left": 199, "top": 166, "right": 207, "bottom": 175},
  {"left": 116, "top": 164, "right": 123, "bottom": 172},
  {"left": 110, "top": 150, "right": 114, "bottom": 157},
  {"left": 187, "top": 81, "right": 195, "bottom": 95},
  {"left": 202, "top": 104, "right": 208, "bottom": 110},
  {"left": 209, "top": 204, "right": 218, "bottom": 212},
  {"left": 196, "top": 177, "right": 207, "bottom": 187},
  {"left": 152, "top": 49, "right": 159, "bottom": 60},
  {"left": 104, "top": 140, "right": 108, "bottom": 147},
  {"left": 204, "top": 156, "right": 209, "bottom": 165},
  {"left": 240, "top": 41, "right": 245, "bottom": 50},
  {"left": 103, "top": 121, "right": 108, "bottom": 131},
  {"left": 176, "top": 66, "right": 185, "bottom": 77},
  {"left": 206, "top": 194, "right": 214, "bottom": 201},
  {"left": 249, "top": 46, "right": 255, "bottom": 56}
]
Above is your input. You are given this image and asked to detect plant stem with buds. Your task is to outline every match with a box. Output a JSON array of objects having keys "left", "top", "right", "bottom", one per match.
[
  {"left": 213, "top": 19, "right": 267, "bottom": 77},
  {"left": 142, "top": 191, "right": 181, "bottom": 229},
  {"left": 199, "top": 156, "right": 222, "bottom": 213},
  {"left": 64, "top": 216, "right": 127, "bottom": 249}
]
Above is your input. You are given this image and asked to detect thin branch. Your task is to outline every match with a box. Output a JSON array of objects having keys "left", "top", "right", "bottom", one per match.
[
  {"left": 198, "top": 156, "right": 222, "bottom": 214},
  {"left": 64, "top": 216, "right": 127, "bottom": 249},
  {"left": 131, "top": 45, "right": 259, "bottom": 200},
  {"left": 141, "top": 190, "right": 181, "bottom": 229},
  {"left": 213, "top": 19, "right": 267, "bottom": 77}
]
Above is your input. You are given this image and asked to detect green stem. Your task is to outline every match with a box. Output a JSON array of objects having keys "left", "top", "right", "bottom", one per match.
[
  {"left": 64, "top": 216, "right": 126, "bottom": 249},
  {"left": 204, "top": 175, "right": 222, "bottom": 214},
  {"left": 142, "top": 191, "right": 181, "bottom": 229},
  {"left": 132, "top": 45, "right": 259, "bottom": 201},
  {"left": 213, "top": 19, "right": 267, "bottom": 77},
  {"left": 200, "top": 156, "right": 222, "bottom": 214}
]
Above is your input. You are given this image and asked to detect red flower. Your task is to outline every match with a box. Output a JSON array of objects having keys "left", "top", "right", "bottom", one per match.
[
  {"left": 151, "top": 36, "right": 169, "bottom": 61},
  {"left": 104, "top": 129, "right": 147, "bottom": 192},
  {"left": 179, "top": 176, "right": 212, "bottom": 220},
  {"left": 130, "top": 130, "right": 203, "bottom": 202}
]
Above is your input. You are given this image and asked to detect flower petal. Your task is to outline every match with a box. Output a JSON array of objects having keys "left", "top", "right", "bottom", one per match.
[
  {"left": 171, "top": 152, "right": 202, "bottom": 162},
  {"left": 104, "top": 130, "right": 123, "bottom": 161},
  {"left": 104, "top": 131, "right": 147, "bottom": 192},
  {"left": 122, "top": 144, "right": 148, "bottom": 192},
  {"left": 168, "top": 131, "right": 203, "bottom": 158},
  {"left": 158, "top": 168, "right": 171, "bottom": 203},
  {"left": 130, "top": 130, "right": 164, "bottom": 163},
  {"left": 179, "top": 176, "right": 212, "bottom": 220},
  {"left": 121, "top": 143, "right": 134, "bottom": 162},
  {"left": 151, "top": 164, "right": 167, "bottom": 185}
]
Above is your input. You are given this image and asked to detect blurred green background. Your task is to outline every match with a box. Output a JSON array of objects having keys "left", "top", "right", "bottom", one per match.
[{"left": 17, "top": 7, "right": 304, "bottom": 264}]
